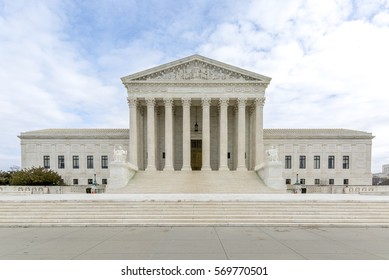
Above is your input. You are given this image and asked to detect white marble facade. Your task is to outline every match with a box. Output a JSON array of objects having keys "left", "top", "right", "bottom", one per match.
[
  {"left": 19, "top": 55, "right": 374, "bottom": 187},
  {"left": 122, "top": 55, "right": 269, "bottom": 173}
]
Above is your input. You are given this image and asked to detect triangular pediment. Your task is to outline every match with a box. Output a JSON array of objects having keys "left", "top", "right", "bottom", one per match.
[{"left": 121, "top": 54, "right": 271, "bottom": 83}]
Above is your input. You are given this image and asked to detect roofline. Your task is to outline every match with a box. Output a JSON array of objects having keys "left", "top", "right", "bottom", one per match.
[
  {"left": 18, "top": 128, "right": 374, "bottom": 140},
  {"left": 121, "top": 54, "right": 272, "bottom": 82}
]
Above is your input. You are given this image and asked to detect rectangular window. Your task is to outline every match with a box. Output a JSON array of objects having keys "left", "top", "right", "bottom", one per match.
[
  {"left": 88, "top": 179, "right": 93, "bottom": 184},
  {"left": 328, "top": 156, "right": 335, "bottom": 169},
  {"left": 43, "top": 156, "right": 50, "bottom": 169},
  {"left": 58, "top": 155, "right": 65, "bottom": 169},
  {"left": 344, "top": 179, "right": 349, "bottom": 185},
  {"left": 102, "top": 179, "right": 107, "bottom": 184},
  {"left": 329, "top": 179, "right": 334, "bottom": 185},
  {"left": 285, "top": 156, "right": 292, "bottom": 169},
  {"left": 299, "top": 156, "right": 306, "bottom": 169},
  {"left": 300, "top": 179, "right": 305, "bottom": 185},
  {"left": 286, "top": 179, "right": 291, "bottom": 184},
  {"left": 73, "top": 155, "right": 79, "bottom": 169},
  {"left": 343, "top": 156, "right": 350, "bottom": 169},
  {"left": 314, "top": 179, "right": 320, "bottom": 185},
  {"left": 87, "top": 156, "right": 93, "bottom": 169},
  {"left": 101, "top": 155, "right": 108, "bottom": 169},
  {"left": 314, "top": 156, "right": 320, "bottom": 169},
  {"left": 73, "top": 179, "right": 78, "bottom": 185}
]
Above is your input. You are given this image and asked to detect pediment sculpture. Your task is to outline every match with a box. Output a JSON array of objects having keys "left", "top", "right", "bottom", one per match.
[{"left": 133, "top": 60, "right": 258, "bottom": 81}]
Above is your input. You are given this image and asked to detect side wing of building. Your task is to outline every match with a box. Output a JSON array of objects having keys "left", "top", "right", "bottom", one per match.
[
  {"left": 264, "top": 129, "right": 374, "bottom": 186},
  {"left": 19, "top": 128, "right": 373, "bottom": 186},
  {"left": 18, "top": 129, "right": 129, "bottom": 186}
]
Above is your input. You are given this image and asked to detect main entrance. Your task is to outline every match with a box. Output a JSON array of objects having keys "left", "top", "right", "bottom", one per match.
[{"left": 191, "top": 140, "right": 202, "bottom": 170}]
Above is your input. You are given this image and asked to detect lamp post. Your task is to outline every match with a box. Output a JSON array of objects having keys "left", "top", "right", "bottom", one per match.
[
  {"left": 293, "top": 173, "right": 301, "bottom": 193},
  {"left": 194, "top": 106, "right": 199, "bottom": 132},
  {"left": 92, "top": 173, "right": 98, "bottom": 194}
]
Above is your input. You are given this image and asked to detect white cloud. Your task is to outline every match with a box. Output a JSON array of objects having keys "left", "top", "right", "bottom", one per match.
[
  {"left": 0, "top": 1, "right": 128, "bottom": 170},
  {"left": 197, "top": 0, "right": 389, "bottom": 172}
]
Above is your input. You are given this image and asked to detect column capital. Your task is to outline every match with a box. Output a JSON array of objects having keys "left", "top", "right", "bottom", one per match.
[
  {"left": 145, "top": 97, "right": 155, "bottom": 107},
  {"left": 163, "top": 97, "right": 174, "bottom": 107},
  {"left": 237, "top": 97, "right": 247, "bottom": 106},
  {"left": 201, "top": 97, "right": 211, "bottom": 107},
  {"left": 181, "top": 97, "right": 191, "bottom": 107},
  {"left": 219, "top": 97, "right": 229, "bottom": 107},
  {"left": 255, "top": 97, "right": 266, "bottom": 107},
  {"left": 127, "top": 96, "right": 138, "bottom": 108}
]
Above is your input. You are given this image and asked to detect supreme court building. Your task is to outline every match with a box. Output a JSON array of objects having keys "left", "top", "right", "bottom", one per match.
[{"left": 19, "top": 55, "right": 374, "bottom": 189}]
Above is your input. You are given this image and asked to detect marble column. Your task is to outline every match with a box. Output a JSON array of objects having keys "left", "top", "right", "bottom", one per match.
[
  {"left": 219, "top": 97, "right": 229, "bottom": 171},
  {"left": 146, "top": 97, "right": 156, "bottom": 171},
  {"left": 127, "top": 96, "right": 138, "bottom": 168},
  {"left": 255, "top": 97, "right": 265, "bottom": 169},
  {"left": 181, "top": 97, "right": 191, "bottom": 171},
  {"left": 237, "top": 97, "right": 247, "bottom": 171},
  {"left": 163, "top": 97, "right": 174, "bottom": 171},
  {"left": 202, "top": 97, "right": 211, "bottom": 171}
]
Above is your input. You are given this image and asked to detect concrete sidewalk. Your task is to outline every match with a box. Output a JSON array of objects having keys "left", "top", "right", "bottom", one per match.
[{"left": 1, "top": 226, "right": 389, "bottom": 260}]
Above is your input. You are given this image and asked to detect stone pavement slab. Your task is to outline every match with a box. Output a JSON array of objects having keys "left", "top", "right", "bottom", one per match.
[{"left": 0, "top": 226, "right": 388, "bottom": 260}]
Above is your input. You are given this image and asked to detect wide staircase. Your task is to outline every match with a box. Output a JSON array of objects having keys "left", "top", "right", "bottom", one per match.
[
  {"left": 1, "top": 200, "right": 389, "bottom": 227},
  {"left": 109, "top": 170, "right": 280, "bottom": 194}
]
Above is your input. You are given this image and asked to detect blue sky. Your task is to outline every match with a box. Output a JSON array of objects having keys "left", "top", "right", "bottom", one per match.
[{"left": 1, "top": 0, "right": 389, "bottom": 172}]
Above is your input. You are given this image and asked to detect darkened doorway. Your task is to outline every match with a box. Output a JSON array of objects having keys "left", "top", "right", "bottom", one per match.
[{"left": 191, "top": 140, "right": 202, "bottom": 170}]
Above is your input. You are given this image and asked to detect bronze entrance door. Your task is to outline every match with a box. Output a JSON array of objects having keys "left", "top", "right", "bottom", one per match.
[{"left": 191, "top": 140, "right": 202, "bottom": 170}]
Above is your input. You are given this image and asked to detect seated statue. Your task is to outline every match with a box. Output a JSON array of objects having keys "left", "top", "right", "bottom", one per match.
[
  {"left": 266, "top": 146, "right": 279, "bottom": 162},
  {"left": 113, "top": 145, "right": 127, "bottom": 163}
]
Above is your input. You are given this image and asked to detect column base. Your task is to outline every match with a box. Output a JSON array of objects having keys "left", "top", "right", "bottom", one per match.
[
  {"left": 201, "top": 166, "right": 212, "bottom": 171},
  {"left": 236, "top": 166, "right": 248, "bottom": 171},
  {"left": 218, "top": 166, "right": 230, "bottom": 171},
  {"left": 181, "top": 166, "right": 192, "bottom": 171},
  {"left": 146, "top": 166, "right": 157, "bottom": 171},
  {"left": 163, "top": 166, "right": 175, "bottom": 171}
]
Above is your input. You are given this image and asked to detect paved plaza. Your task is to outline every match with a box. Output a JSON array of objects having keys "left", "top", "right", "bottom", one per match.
[{"left": 1, "top": 226, "right": 389, "bottom": 260}]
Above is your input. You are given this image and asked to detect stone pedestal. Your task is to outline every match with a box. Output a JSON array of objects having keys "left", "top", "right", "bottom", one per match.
[
  {"left": 256, "top": 161, "right": 286, "bottom": 191},
  {"left": 106, "top": 162, "right": 137, "bottom": 191}
]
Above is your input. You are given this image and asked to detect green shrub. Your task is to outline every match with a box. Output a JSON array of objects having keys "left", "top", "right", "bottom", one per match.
[
  {"left": 0, "top": 171, "right": 12, "bottom": 185},
  {"left": 10, "top": 167, "right": 64, "bottom": 186}
]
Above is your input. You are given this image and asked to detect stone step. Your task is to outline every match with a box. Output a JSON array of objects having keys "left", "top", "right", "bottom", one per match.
[
  {"left": 1, "top": 201, "right": 388, "bottom": 206},
  {"left": 1, "top": 199, "right": 388, "bottom": 227}
]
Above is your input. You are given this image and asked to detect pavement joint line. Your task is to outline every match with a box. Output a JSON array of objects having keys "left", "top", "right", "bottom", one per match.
[
  {"left": 213, "top": 227, "right": 229, "bottom": 260},
  {"left": 258, "top": 227, "right": 308, "bottom": 260},
  {"left": 69, "top": 227, "right": 126, "bottom": 260}
]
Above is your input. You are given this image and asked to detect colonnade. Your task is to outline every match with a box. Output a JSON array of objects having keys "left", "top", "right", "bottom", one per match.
[{"left": 127, "top": 96, "right": 265, "bottom": 171}]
